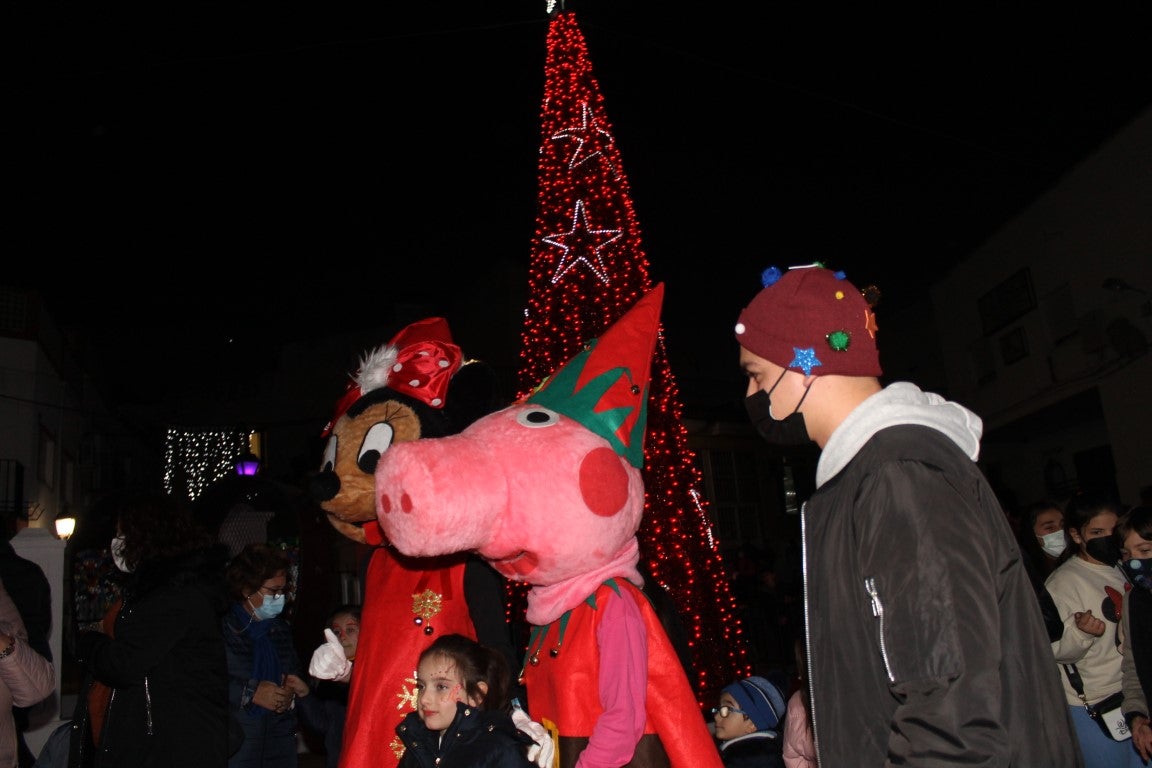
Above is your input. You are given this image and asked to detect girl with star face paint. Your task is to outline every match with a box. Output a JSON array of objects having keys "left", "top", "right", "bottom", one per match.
[{"left": 394, "top": 634, "right": 535, "bottom": 768}]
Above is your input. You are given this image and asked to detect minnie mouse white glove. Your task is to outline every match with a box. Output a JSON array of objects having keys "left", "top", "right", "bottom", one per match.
[
  {"left": 511, "top": 704, "right": 554, "bottom": 768},
  {"left": 308, "top": 628, "right": 352, "bottom": 682}
]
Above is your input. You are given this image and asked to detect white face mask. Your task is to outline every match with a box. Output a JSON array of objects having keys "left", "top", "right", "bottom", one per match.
[
  {"left": 1039, "top": 530, "right": 1067, "bottom": 559},
  {"left": 249, "top": 593, "right": 286, "bottom": 621},
  {"left": 110, "top": 535, "right": 133, "bottom": 573}
]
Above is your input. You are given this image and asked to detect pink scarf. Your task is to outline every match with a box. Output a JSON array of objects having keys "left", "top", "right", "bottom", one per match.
[{"left": 525, "top": 538, "right": 643, "bottom": 625}]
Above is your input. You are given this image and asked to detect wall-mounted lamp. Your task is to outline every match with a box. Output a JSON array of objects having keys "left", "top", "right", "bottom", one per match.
[
  {"left": 55, "top": 517, "right": 76, "bottom": 541},
  {"left": 234, "top": 452, "right": 261, "bottom": 477}
]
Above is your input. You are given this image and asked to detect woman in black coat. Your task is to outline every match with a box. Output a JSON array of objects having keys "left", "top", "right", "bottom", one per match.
[{"left": 71, "top": 493, "right": 233, "bottom": 768}]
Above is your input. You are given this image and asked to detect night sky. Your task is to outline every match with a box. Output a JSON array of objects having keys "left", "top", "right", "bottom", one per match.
[{"left": 10, "top": 2, "right": 1152, "bottom": 407}]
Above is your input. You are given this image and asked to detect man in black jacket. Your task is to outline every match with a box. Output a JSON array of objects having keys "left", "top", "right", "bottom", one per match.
[{"left": 733, "top": 263, "right": 1083, "bottom": 766}]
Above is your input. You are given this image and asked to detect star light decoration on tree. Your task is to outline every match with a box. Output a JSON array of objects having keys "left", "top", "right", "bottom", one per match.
[
  {"left": 512, "top": 7, "right": 751, "bottom": 706},
  {"left": 542, "top": 198, "right": 620, "bottom": 284}
]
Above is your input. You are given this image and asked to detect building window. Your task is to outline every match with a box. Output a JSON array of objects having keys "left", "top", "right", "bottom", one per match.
[
  {"left": 999, "top": 326, "right": 1030, "bottom": 365},
  {"left": 978, "top": 267, "right": 1036, "bottom": 335}
]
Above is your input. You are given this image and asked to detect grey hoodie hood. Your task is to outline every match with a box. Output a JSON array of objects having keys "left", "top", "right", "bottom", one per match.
[{"left": 815, "top": 381, "right": 983, "bottom": 488}]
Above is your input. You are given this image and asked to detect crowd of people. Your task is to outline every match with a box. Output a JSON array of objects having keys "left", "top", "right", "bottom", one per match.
[
  {"left": 6, "top": 261, "right": 1152, "bottom": 768},
  {"left": 35, "top": 480, "right": 1150, "bottom": 768}
]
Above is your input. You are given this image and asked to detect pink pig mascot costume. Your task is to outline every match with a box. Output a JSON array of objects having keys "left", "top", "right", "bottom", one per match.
[{"left": 376, "top": 284, "right": 722, "bottom": 768}]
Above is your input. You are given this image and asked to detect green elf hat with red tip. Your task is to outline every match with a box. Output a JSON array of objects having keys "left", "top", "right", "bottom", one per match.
[{"left": 527, "top": 283, "right": 664, "bottom": 469}]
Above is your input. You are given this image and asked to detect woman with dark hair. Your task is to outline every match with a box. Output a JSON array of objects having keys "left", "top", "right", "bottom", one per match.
[
  {"left": 71, "top": 492, "right": 232, "bottom": 768},
  {"left": 223, "top": 543, "right": 310, "bottom": 768},
  {"left": 1045, "top": 494, "right": 1139, "bottom": 768},
  {"left": 1019, "top": 499, "right": 1068, "bottom": 597},
  {"left": 1017, "top": 499, "right": 1072, "bottom": 642}
]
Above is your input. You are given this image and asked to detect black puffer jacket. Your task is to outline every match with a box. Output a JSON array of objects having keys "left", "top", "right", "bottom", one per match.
[
  {"left": 804, "top": 424, "right": 1082, "bottom": 767},
  {"left": 70, "top": 544, "right": 232, "bottom": 768},
  {"left": 718, "top": 732, "right": 783, "bottom": 768},
  {"left": 395, "top": 702, "right": 534, "bottom": 768}
]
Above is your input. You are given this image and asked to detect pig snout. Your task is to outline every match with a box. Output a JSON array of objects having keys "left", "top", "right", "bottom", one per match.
[{"left": 375, "top": 438, "right": 501, "bottom": 557}]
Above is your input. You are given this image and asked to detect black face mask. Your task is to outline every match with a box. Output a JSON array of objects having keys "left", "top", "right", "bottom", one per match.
[
  {"left": 744, "top": 371, "right": 814, "bottom": 446},
  {"left": 1123, "top": 558, "right": 1152, "bottom": 591},
  {"left": 1085, "top": 535, "right": 1121, "bottom": 566}
]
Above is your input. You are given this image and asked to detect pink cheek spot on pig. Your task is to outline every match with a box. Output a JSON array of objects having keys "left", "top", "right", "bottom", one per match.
[{"left": 580, "top": 447, "right": 631, "bottom": 516}]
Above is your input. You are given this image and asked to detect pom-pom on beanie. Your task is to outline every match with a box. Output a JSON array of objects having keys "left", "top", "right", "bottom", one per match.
[{"left": 734, "top": 263, "right": 882, "bottom": 377}]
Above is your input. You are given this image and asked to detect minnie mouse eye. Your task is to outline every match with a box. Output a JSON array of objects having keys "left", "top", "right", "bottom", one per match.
[
  {"left": 516, "top": 407, "right": 560, "bottom": 429},
  {"left": 319, "top": 436, "right": 337, "bottom": 472},
  {"left": 359, "top": 422, "right": 395, "bottom": 472}
]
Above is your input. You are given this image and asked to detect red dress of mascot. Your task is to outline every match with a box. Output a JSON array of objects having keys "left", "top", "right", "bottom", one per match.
[
  {"left": 375, "top": 285, "right": 722, "bottom": 768},
  {"left": 307, "top": 317, "right": 527, "bottom": 768}
]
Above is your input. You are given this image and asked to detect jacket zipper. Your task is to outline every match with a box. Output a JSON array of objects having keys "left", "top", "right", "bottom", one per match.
[{"left": 865, "top": 577, "right": 895, "bottom": 682}]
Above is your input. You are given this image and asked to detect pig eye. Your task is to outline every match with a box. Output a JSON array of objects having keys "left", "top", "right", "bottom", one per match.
[{"left": 516, "top": 407, "right": 560, "bottom": 429}]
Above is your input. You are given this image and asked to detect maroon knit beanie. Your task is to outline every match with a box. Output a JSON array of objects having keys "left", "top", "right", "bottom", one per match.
[{"left": 734, "top": 263, "right": 882, "bottom": 376}]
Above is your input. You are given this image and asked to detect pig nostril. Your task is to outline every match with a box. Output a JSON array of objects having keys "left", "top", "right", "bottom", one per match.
[
  {"left": 380, "top": 494, "right": 392, "bottom": 514},
  {"left": 401, "top": 493, "right": 414, "bottom": 513}
]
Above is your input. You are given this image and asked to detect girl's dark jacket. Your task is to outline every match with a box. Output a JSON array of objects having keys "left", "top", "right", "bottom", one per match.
[
  {"left": 69, "top": 544, "right": 232, "bottom": 768},
  {"left": 802, "top": 384, "right": 1084, "bottom": 767},
  {"left": 395, "top": 702, "right": 534, "bottom": 768}
]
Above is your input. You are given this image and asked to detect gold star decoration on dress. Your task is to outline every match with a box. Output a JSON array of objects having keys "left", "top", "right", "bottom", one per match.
[
  {"left": 396, "top": 673, "right": 420, "bottom": 712},
  {"left": 412, "top": 589, "right": 443, "bottom": 622},
  {"left": 543, "top": 199, "right": 621, "bottom": 285}
]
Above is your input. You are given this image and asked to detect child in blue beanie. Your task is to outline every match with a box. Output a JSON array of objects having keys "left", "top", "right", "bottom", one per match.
[{"left": 711, "top": 675, "right": 787, "bottom": 767}]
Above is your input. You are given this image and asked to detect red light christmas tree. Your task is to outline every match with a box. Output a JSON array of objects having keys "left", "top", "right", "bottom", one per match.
[{"left": 512, "top": 8, "right": 751, "bottom": 705}]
